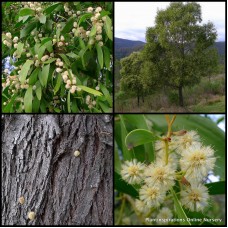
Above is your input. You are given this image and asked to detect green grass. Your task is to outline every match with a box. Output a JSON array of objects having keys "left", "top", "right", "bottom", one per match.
[
  {"left": 115, "top": 74, "right": 225, "bottom": 113},
  {"left": 192, "top": 96, "right": 225, "bottom": 112}
]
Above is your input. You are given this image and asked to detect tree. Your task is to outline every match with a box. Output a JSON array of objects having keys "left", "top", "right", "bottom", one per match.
[
  {"left": 120, "top": 52, "right": 144, "bottom": 107},
  {"left": 143, "top": 2, "right": 218, "bottom": 106},
  {"left": 2, "top": 2, "right": 113, "bottom": 113},
  {"left": 2, "top": 115, "right": 113, "bottom": 225}
]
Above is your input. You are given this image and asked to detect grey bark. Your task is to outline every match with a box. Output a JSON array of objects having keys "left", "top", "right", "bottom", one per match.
[{"left": 2, "top": 115, "right": 113, "bottom": 225}]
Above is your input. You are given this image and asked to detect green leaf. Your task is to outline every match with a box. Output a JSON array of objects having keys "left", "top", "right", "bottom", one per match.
[
  {"left": 71, "top": 99, "right": 79, "bottom": 112},
  {"left": 103, "top": 46, "right": 110, "bottom": 70},
  {"left": 79, "top": 37, "right": 86, "bottom": 49},
  {"left": 45, "top": 40, "right": 53, "bottom": 53},
  {"left": 99, "top": 101, "right": 111, "bottom": 113},
  {"left": 54, "top": 107, "right": 61, "bottom": 113},
  {"left": 61, "top": 17, "right": 74, "bottom": 34},
  {"left": 35, "top": 82, "right": 42, "bottom": 100},
  {"left": 19, "top": 60, "right": 34, "bottom": 83},
  {"left": 119, "top": 115, "right": 132, "bottom": 160},
  {"left": 20, "top": 21, "right": 38, "bottom": 38},
  {"left": 32, "top": 96, "right": 40, "bottom": 113},
  {"left": 96, "top": 44, "right": 103, "bottom": 69},
  {"left": 43, "top": 3, "right": 62, "bottom": 15},
  {"left": 19, "top": 8, "right": 35, "bottom": 17},
  {"left": 67, "top": 90, "right": 71, "bottom": 113},
  {"left": 99, "top": 83, "right": 112, "bottom": 106},
  {"left": 16, "top": 42, "right": 24, "bottom": 57},
  {"left": 78, "top": 13, "right": 93, "bottom": 26},
  {"left": 104, "top": 15, "right": 113, "bottom": 40},
  {"left": 100, "top": 10, "right": 111, "bottom": 18},
  {"left": 43, "top": 58, "right": 57, "bottom": 64},
  {"left": 24, "top": 86, "right": 33, "bottom": 113},
  {"left": 39, "top": 14, "right": 46, "bottom": 24},
  {"left": 123, "top": 115, "right": 155, "bottom": 162},
  {"left": 19, "top": 15, "right": 30, "bottom": 22},
  {"left": 205, "top": 181, "right": 225, "bottom": 195},
  {"left": 171, "top": 188, "right": 191, "bottom": 225},
  {"left": 56, "top": 28, "right": 61, "bottom": 41},
  {"left": 115, "top": 141, "right": 121, "bottom": 173},
  {"left": 39, "top": 64, "right": 50, "bottom": 87},
  {"left": 38, "top": 45, "right": 46, "bottom": 60},
  {"left": 125, "top": 129, "right": 159, "bottom": 150},
  {"left": 40, "top": 37, "right": 52, "bottom": 46},
  {"left": 58, "top": 53, "right": 70, "bottom": 66},
  {"left": 89, "top": 25, "right": 97, "bottom": 37},
  {"left": 54, "top": 73, "right": 62, "bottom": 95},
  {"left": 66, "top": 52, "right": 79, "bottom": 59},
  {"left": 77, "top": 85, "right": 103, "bottom": 96},
  {"left": 115, "top": 172, "right": 138, "bottom": 198},
  {"left": 2, "top": 94, "right": 17, "bottom": 113},
  {"left": 29, "top": 68, "right": 40, "bottom": 85}
]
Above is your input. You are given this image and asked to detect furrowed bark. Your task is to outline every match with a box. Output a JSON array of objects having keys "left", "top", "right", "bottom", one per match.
[{"left": 2, "top": 115, "right": 113, "bottom": 225}]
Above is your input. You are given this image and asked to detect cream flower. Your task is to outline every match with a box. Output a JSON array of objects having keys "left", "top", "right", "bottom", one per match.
[
  {"left": 139, "top": 184, "right": 166, "bottom": 208},
  {"left": 180, "top": 182, "right": 209, "bottom": 212},
  {"left": 157, "top": 207, "right": 173, "bottom": 224},
  {"left": 120, "top": 159, "right": 145, "bottom": 184},
  {"left": 180, "top": 144, "right": 216, "bottom": 180},
  {"left": 173, "top": 130, "right": 201, "bottom": 154},
  {"left": 135, "top": 199, "right": 150, "bottom": 215},
  {"left": 156, "top": 148, "right": 178, "bottom": 170},
  {"left": 144, "top": 161, "right": 176, "bottom": 190}
]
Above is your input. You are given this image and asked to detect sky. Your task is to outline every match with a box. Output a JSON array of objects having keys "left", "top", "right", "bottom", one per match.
[{"left": 115, "top": 2, "right": 226, "bottom": 42}]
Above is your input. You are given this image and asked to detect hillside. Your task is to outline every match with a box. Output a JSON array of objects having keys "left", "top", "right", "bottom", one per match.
[
  {"left": 115, "top": 37, "right": 225, "bottom": 60},
  {"left": 115, "top": 37, "right": 145, "bottom": 59}
]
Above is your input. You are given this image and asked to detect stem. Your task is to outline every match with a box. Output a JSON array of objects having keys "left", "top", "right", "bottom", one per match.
[
  {"left": 165, "top": 140, "right": 169, "bottom": 165},
  {"left": 165, "top": 114, "right": 177, "bottom": 165},
  {"left": 125, "top": 195, "right": 148, "bottom": 225},
  {"left": 167, "top": 115, "right": 176, "bottom": 137},
  {"left": 116, "top": 195, "right": 125, "bottom": 225},
  {"left": 165, "top": 115, "right": 170, "bottom": 124}
]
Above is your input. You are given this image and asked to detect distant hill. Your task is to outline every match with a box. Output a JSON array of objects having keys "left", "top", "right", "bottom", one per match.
[
  {"left": 115, "top": 37, "right": 225, "bottom": 61},
  {"left": 115, "top": 37, "right": 145, "bottom": 59}
]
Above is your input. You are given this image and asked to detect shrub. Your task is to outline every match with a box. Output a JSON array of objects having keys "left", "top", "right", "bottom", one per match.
[{"left": 2, "top": 2, "right": 113, "bottom": 113}]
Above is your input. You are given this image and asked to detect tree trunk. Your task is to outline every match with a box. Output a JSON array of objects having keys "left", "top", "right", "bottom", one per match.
[
  {"left": 178, "top": 86, "right": 184, "bottom": 107},
  {"left": 2, "top": 115, "right": 113, "bottom": 225},
  {"left": 137, "top": 89, "right": 140, "bottom": 107}
]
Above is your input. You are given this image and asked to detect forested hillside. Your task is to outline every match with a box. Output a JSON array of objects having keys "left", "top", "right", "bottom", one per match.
[{"left": 115, "top": 37, "right": 225, "bottom": 61}]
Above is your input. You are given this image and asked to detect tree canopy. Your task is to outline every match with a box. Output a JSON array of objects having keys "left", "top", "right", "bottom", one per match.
[{"left": 142, "top": 2, "right": 218, "bottom": 106}]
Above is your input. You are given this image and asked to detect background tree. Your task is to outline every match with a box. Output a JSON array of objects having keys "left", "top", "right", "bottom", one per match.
[
  {"left": 120, "top": 52, "right": 144, "bottom": 107},
  {"left": 143, "top": 2, "right": 218, "bottom": 106},
  {"left": 2, "top": 115, "right": 113, "bottom": 225}
]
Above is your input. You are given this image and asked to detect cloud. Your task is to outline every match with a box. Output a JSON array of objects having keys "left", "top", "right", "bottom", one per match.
[{"left": 115, "top": 2, "right": 225, "bottom": 42}]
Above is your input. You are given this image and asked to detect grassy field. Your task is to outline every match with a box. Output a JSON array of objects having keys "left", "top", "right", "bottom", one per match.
[{"left": 115, "top": 74, "right": 225, "bottom": 113}]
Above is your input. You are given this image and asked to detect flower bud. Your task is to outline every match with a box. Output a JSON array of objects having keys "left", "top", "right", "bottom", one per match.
[
  {"left": 6, "top": 32, "right": 12, "bottom": 39},
  {"left": 56, "top": 68, "right": 62, "bottom": 73},
  {"left": 13, "top": 36, "right": 19, "bottom": 43},
  {"left": 87, "top": 7, "right": 93, "bottom": 13}
]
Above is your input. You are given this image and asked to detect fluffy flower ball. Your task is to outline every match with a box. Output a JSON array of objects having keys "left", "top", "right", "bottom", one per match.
[{"left": 121, "top": 159, "right": 145, "bottom": 184}]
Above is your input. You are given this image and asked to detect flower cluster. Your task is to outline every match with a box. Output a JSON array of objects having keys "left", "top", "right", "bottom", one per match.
[
  {"left": 21, "top": 2, "right": 42, "bottom": 12},
  {"left": 3, "top": 32, "right": 13, "bottom": 47},
  {"left": 69, "top": 5, "right": 105, "bottom": 47},
  {"left": 60, "top": 70, "right": 81, "bottom": 94},
  {"left": 85, "top": 95, "right": 97, "bottom": 109},
  {"left": 120, "top": 130, "right": 216, "bottom": 218}
]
